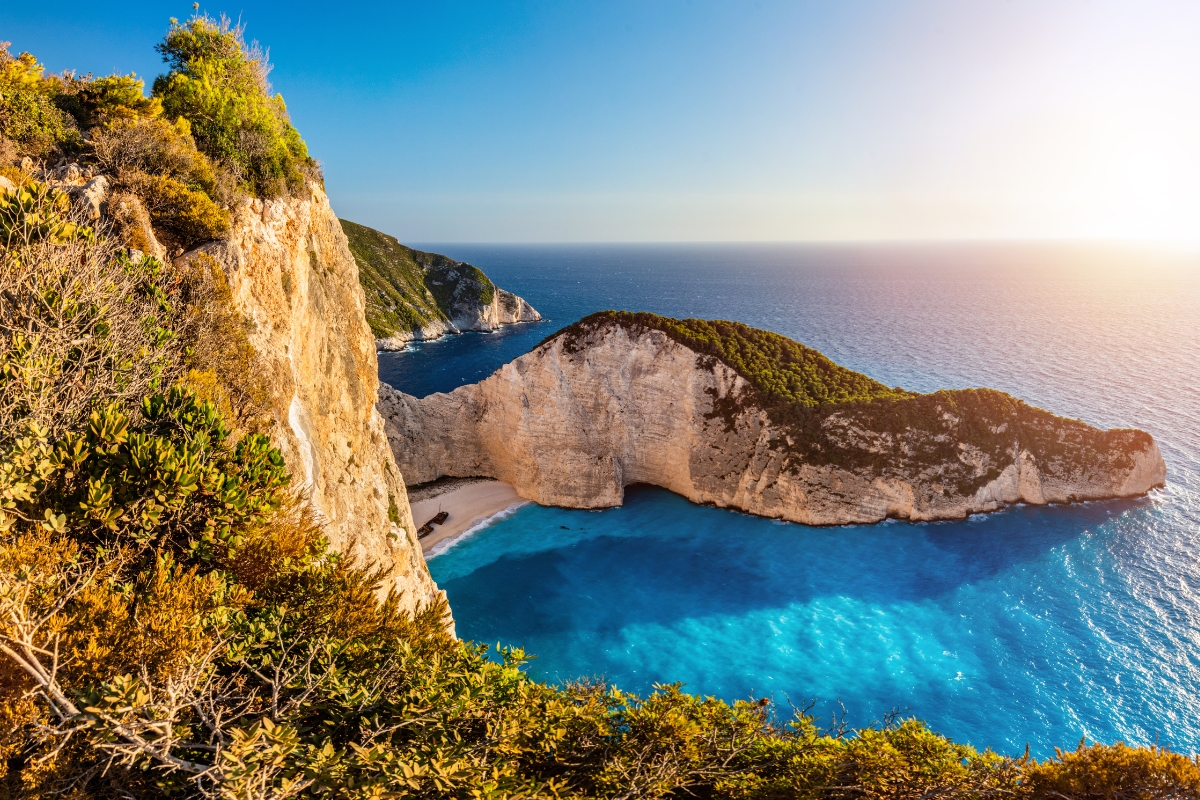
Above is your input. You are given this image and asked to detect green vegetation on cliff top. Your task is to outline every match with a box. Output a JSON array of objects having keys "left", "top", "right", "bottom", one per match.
[
  {"left": 341, "top": 218, "right": 496, "bottom": 340},
  {"left": 2, "top": 12, "right": 316, "bottom": 245},
  {"left": 558, "top": 310, "right": 912, "bottom": 408}
]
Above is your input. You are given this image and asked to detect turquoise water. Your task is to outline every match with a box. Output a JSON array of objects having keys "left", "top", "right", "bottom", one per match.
[{"left": 382, "top": 242, "right": 1200, "bottom": 756}]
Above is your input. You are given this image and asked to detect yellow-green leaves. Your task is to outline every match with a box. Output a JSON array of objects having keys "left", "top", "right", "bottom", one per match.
[
  {"left": 0, "top": 180, "right": 93, "bottom": 250},
  {"left": 152, "top": 15, "right": 316, "bottom": 198}
]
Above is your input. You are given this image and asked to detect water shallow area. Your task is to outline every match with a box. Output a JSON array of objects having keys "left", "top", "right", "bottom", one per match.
[{"left": 393, "top": 242, "right": 1200, "bottom": 756}]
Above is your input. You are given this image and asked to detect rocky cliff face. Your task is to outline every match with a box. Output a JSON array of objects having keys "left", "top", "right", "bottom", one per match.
[
  {"left": 174, "top": 186, "right": 442, "bottom": 614},
  {"left": 380, "top": 317, "right": 1166, "bottom": 525}
]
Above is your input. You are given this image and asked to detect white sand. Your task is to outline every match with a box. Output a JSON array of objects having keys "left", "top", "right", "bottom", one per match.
[{"left": 410, "top": 479, "right": 526, "bottom": 555}]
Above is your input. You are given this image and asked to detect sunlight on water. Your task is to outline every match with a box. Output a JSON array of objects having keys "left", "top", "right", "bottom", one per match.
[{"left": 394, "top": 242, "right": 1200, "bottom": 756}]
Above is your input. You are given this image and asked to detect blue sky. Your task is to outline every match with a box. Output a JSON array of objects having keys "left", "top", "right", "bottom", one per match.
[{"left": 4, "top": 1, "right": 1199, "bottom": 242}]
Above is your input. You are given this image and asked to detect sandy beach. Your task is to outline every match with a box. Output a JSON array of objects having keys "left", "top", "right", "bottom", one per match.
[{"left": 409, "top": 478, "right": 527, "bottom": 555}]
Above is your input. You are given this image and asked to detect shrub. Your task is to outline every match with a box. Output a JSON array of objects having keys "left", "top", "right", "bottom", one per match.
[
  {"left": 92, "top": 116, "right": 215, "bottom": 191},
  {"left": 53, "top": 72, "right": 162, "bottom": 131},
  {"left": 0, "top": 43, "right": 78, "bottom": 157},
  {"left": 152, "top": 15, "right": 317, "bottom": 197},
  {"left": 121, "top": 171, "right": 229, "bottom": 247},
  {"left": 0, "top": 180, "right": 91, "bottom": 251},
  {"left": 175, "top": 253, "right": 275, "bottom": 433},
  {"left": 1022, "top": 741, "right": 1200, "bottom": 799}
]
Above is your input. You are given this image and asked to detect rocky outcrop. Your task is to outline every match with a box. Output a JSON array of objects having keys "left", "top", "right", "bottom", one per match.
[
  {"left": 174, "top": 185, "right": 442, "bottom": 615},
  {"left": 380, "top": 315, "right": 1166, "bottom": 525},
  {"left": 374, "top": 288, "right": 542, "bottom": 350},
  {"left": 341, "top": 219, "right": 540, "bottom": 350}
]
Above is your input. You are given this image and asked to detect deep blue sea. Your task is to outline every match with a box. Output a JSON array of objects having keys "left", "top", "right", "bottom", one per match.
[{"left": 379, "top": 242, "right": 1200, "bottom": 757}]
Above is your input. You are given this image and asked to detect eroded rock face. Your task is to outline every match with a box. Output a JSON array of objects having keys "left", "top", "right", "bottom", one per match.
[
  {"left": 178, "top": 185, "right": 441, "bottom": 614},
  {"left": 380, "top": 322, "right": 1166, "bottom": 525}
]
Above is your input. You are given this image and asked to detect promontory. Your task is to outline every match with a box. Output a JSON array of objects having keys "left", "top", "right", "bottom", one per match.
[{"left": 380, "top": 311, "right": 1166, "bottom": 525}]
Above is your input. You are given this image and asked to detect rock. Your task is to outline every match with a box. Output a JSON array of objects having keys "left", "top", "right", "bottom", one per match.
[
  {"left": 176, "top": 184, "right": 442, "bottom": 617},
  {"left": 58, "top": 163, "right": 83, "bottom": 184},
  {"left": 376, "top": 319, "right": 460, "bottom": 351},
  {"left": 0, "top": 176, "right": 14, "bottom": 196},
  {"left": 107, "top": 192, "right": 168, "bottom": 262},
  {"left": 19, "top": 157, "right": 33, "bottom": 174},
  {"left": 380, "top": 316, "right": 1166, "bottom": 526},
  {"left": 72, "top": 176, "right": 108, "bottom": 220}
]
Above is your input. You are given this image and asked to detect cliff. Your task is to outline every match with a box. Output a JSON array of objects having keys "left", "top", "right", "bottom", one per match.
[
  {"left": 174, "top": 187, "right": 442, "bottom": 614},
  {"left": 380, "top": 312, "right": 1166, "bottom": 525},
  {"left": 340, "top": 219, "right": 540, "bottom": 349}
]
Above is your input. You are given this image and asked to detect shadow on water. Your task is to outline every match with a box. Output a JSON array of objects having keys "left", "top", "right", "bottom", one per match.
[
  {"left": 378, "top": 321, "right": 554, "bottom": 398},
  {"left": 437, "top": 485, "right": 1148, "bottom": 642}
]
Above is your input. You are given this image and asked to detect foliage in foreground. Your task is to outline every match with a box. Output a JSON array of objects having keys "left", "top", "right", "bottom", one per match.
[{"left": 1, "top": 41, "right": 1198, "bottom": 800}]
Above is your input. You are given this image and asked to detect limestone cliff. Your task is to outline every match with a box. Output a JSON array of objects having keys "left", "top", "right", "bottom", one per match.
[
  {"left": 174, "top": 186, "right": 442, "bottom": 614},
  {"left": 340, "top": 219, "right": 541, "bottom": 349},
  {"left": 380, "top": 312, "right": 1166, "bottom": 525}
]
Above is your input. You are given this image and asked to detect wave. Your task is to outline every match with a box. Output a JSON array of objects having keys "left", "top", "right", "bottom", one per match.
[{"left": 427, "top": 501, "right": 531, "bottom": 559}]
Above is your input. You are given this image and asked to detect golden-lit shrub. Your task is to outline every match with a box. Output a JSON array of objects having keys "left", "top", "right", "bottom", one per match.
[
  {"left": 121, "top": 171, "right": 229, "bottom": 247},
  {"left": 152, "top": 15, "right": 319, "bottom": 198},
  {"left": 176, "top": 253, "right": 275, "bottom": 432},
  {"left": 1023, "top": 741, "right": 1200, "bottom": 799},
  {"left": 92, "top": 117, "right": 218, "bottom": 195},
  {"left": 0, "top": 44, "right": 79, "bottom": 157}
]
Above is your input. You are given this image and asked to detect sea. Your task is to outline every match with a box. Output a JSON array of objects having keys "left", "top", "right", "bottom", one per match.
[{"left": 377, "top": 242, "right": 1200, "bottom": 757}]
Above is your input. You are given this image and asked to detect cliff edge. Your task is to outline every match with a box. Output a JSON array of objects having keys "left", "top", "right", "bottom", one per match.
[
  {"left": 380, "top": 311, "right": 1165, "bottom": 525},
  {"left": 177, "top": 186, "right": 442, "bottom": 613}
]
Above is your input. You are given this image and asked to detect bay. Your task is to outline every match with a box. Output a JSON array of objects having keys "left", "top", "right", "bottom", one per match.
[{"left": 380, "top": 242, "right": 1200, "bottom": 755}]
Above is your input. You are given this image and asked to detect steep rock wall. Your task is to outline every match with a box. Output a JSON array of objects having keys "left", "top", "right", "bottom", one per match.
[
  {"left": 178, "top": 185, "right": 441, "bottom": 614},
  {"left": 380, "top": 323, "right": 1166, "bottom": 525}
]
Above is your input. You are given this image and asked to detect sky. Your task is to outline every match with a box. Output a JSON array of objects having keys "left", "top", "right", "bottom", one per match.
[{"left": 4, "top": 1, "right": 1199, "bottom": 242}]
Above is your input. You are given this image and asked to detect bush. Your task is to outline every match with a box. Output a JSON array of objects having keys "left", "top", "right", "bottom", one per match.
[
  {"left": 92, "top": 116, "right": 235, "bottom": 248},
  {"left": 152, "top": 15, "right": 318, "bottom": 197},
  {"left": 121, "top": 171, "right": 229, "bottom": 247},
  {"left": 1023, "top": 741, "right": 1200, "bottom": 799},
  {"left": 92, "top": 117, "right": 217, "bottom": 195},
  {"left": 53, "top": 72, "right": 163, "bottom": 131},
  {"left": 0, "top": 43, "right": 78, "bottom": 157}
]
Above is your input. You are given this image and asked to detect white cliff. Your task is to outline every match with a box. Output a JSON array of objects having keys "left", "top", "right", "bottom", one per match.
[{"left": 380, "top": 316, "right": 1166, "bottom": 526}]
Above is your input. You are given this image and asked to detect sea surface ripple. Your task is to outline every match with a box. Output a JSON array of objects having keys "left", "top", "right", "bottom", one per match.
[{"left": 380, "top": 242, "right": 1200, "bottom": 756}]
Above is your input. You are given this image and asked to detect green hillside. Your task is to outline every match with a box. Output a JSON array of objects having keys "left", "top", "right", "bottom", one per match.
[{"left": 340, "top": 218, "right": 495, "bottom": 339}]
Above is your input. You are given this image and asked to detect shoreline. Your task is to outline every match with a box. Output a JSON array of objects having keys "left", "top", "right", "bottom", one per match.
[
  {"left": 377, "top": 318, "right": 548, "bottom": 353},
  {"left": 409, "top": 478, "right": 528, "bottom": 555}
]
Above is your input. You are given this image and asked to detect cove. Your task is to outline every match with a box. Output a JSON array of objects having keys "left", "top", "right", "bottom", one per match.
[{"left": 429, "top": 484, "right": 1187, "bottom": 758}]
